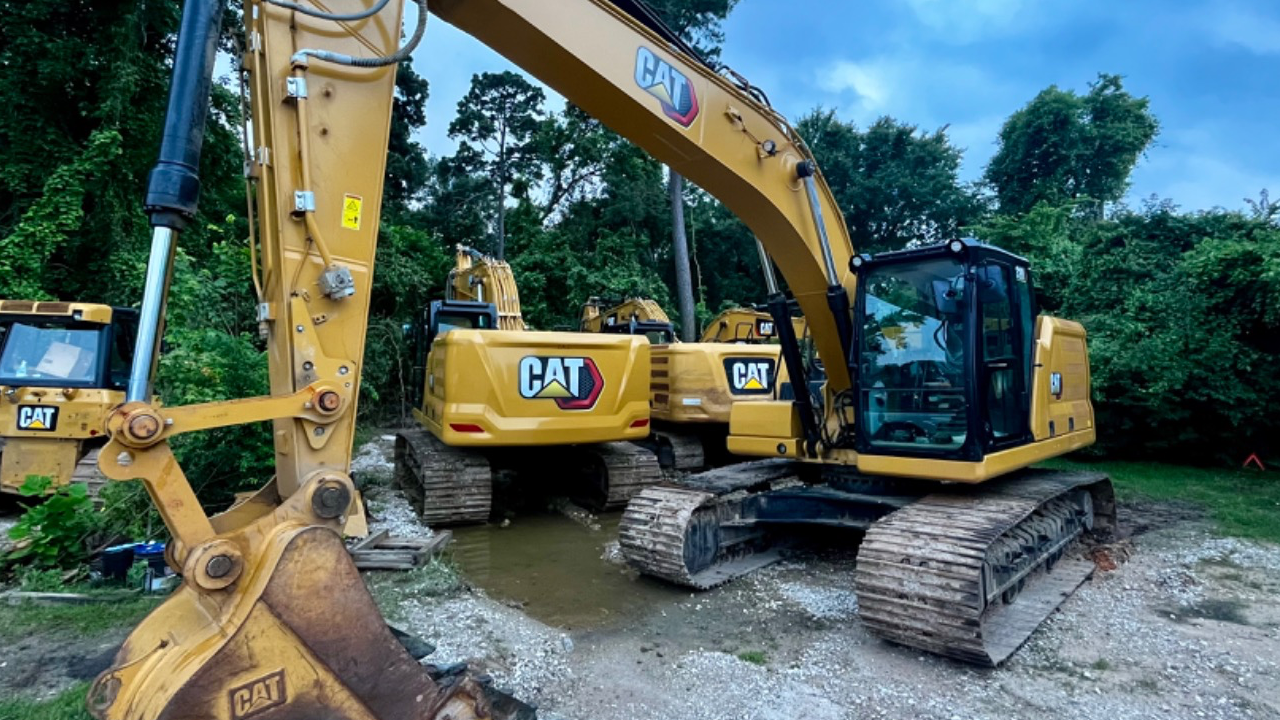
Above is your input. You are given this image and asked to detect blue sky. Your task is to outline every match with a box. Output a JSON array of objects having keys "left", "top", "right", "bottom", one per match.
[{"left": 410, "top": 0, "right": 1279, "bottom": 212}]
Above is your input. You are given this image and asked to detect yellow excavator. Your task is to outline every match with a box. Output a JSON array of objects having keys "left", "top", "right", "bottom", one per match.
[
  {"left": 579, "top": 296, "right": 676, "bottom": 343},
  {"left": 394, "top": 245, "right": 659, "bottom": 522},
  {"left": 698, "top": 305, "right": 805, "bottom": 344},
  {"left": 0, "top": 301, "right": 138, "bottom": 498},
  {"left": 578, "top": 296, "right": 800, "bottom": 468},
  {"left": 83, "top": 0, "right": 1113, "bottom": 717}
]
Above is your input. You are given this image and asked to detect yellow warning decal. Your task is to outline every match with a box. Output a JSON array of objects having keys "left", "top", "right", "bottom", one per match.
[{"left": 342, "top": 194, "right": 362, "bottom": 231}]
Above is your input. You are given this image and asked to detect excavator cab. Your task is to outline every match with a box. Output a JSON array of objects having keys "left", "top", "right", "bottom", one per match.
[
  {"left": 852, "top": 239, "right": 1036, "bottom": 463},
  {"left": 0, "top": 302, "right": 138, "bottom": 496},
  {"left": 406, "top": 300, "right": 498, "bottom": 410},
  {"left": 0, "top": 303, "right": 138, "bottom": 392}
]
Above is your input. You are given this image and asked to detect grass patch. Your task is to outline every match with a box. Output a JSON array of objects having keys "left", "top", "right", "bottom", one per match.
[
  {"left": 736, "top": 650, "right": 767, "bottom": 666},
  {"left": 0, "top": 594, "right": 162, "bottom": 643},
  {"left": 0, "top": 682, "right": 92, "bottom": 720},
  {"left": 1040, "top": 458, "right": 1280, "bottom": 542},
  {"left": 364, "top": 560, "right": 463, "bottom": 623},
  {"left": 1091, "top": 658, "right": 1112, "bottom": 671},
  {"left": 1164, "top": 598, "right": 1252, "bottom": 626}
]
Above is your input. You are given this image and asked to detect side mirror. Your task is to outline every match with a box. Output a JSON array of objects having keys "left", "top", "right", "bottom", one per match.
[{"left": 931, "top": 279, "right": 962, "bottom": 317}]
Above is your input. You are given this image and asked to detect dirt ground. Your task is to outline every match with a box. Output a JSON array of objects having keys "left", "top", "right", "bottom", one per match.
[
  {"left": 2, "top": 438, "right": 1279, "bottom": 719},
  {"left": 354, "top": 434, "right": 1280, "bottom": 720}
]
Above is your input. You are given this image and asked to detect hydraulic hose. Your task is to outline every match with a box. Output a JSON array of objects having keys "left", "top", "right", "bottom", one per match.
[
  {"left": 263, "top": 0, "right": 391, "bottom": 22},
  {"left": 290, "top": 0, "right": 427, "bottom": 67}
]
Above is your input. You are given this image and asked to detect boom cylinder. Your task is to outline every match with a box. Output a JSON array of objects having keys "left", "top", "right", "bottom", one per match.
[
  {"left": 768, "top": 292, "right": 820, "bottom": 456},
  {"left": 755, "top": 238, "right": 779, "bottom": 296},
  {"left": 127, "top": 0, "right": 227, "bottom": 403}
]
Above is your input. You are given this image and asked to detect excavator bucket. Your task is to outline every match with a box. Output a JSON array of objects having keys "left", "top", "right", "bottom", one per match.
[{"left": 87, "top": 525, "right": 527, "bottom": 720}]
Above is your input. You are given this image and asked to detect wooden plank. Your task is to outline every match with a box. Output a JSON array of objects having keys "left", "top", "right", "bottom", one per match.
[{"left": 350, "top": 529, "right": 389, "bottom": 553}]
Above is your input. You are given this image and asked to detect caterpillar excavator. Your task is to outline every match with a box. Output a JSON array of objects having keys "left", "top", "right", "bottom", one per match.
[
  {"left": 394, "top": 245, "right": 660, "bottom": 523},
  {"left": 84, "top": 0, "right": 1114, "bottom": 717},
  {"left": 0, "top": 301, "right": 137, "bottom": 498},
  {"left": 699, "top": 305, "right": 805, "bottom": 344},
  {"left": 577, "top": 295, "right": 802, "bottom": 469},
  {"left": 579, "top": 296, "right": 676, "bottom": 342}
]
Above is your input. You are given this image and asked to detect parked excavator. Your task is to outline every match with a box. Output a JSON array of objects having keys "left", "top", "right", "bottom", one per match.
[
  {"left": 83, "top": 0, "right": 1115, "bottom": 717},
  {"left": 579, "top": 296, "right": 676, "bottom": 342},
  {"left": 699, "top": 305, "right": 805, "bottom": 344},
  {"left": 395, "top": 245, "right": 661, "bottom": 523},
  {"left": 577, "top": 294, "right": 803, "bottom": 469},
  {"left": 0, "top": 301, "right": 137, "bottom": 498}
]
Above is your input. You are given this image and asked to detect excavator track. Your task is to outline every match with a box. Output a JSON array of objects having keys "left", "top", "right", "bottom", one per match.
[
  {"left": 856, "top": 469, "right": 1115, "bottom": 666},
  {"left": 619, "top": 459, "right": 801, "bottom": 588},
  {"left": 648, "top": 431, "right": 706, "bottom": 471},
  {"left": 622, "top": 464, "right": 1115, "bottom": 665},
  {"left": 395, "top": 430, "right": 493, "bottom": 525},
  {"left": 575, "top": 441, "right": 665, "bottom": 511}
]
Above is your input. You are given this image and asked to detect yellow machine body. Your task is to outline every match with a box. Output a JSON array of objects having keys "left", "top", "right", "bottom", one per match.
[
  {"left": 727, "top": 315, "right": 1096, "bottom": 481},
  {"left": 415, "top": 328, "right": 651, "bottom": 446},
  {"left": 0, "top": 301, "right": 129, "bottom": 495},
  {"left": 650, "top": 343, "right": 785, "bottom": 424},
  {"left": 698, "top": 307, "right": 805, "bottom": 344},
  {"left": 579, "top": 297, "right": 671, "bottom": 333}
]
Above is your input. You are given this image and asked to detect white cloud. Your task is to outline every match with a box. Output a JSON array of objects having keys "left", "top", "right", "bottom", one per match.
[
  {"left": 1208, "top": 4, "right": 1280, "bottom": 55},
  {"left": 816, "top": 60, "right": 893, "bottom": 115},
  {"left": 1128, "top": 124, "right": 1279, "bottom": 210},
  {"left": 904, "top": 0, "right": 1029, "bottom": 40}
]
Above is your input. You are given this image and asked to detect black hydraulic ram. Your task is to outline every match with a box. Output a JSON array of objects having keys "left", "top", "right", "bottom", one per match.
[
  {"left": 756, "top": 239, "right": 822, "bottom": 457},
  {"left": 127, "top": 0, "right": 227, "bottom": 403},
  {"left": 796, "top": 160, "right": 855, "bottom": 365}
]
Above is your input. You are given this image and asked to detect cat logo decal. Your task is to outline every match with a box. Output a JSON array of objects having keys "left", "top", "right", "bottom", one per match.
[
  {"left": 519, "top": 357, "right": 605, "bottom": 410},
  {"left": 723, "top": 358, "right": 776, "bottom": 396},
  {"left": 228, "top": 670, "right": 286, "bottom": 719},
  {"left": 635, "top": 47, "right": 700, "bottom": 127},
  {"left": 16, "top": 405, "right": 58, "bottom": 432}
]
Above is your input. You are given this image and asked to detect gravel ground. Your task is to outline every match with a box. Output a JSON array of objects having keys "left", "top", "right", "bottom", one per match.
[
  {"left": 339, "top": 429, "right": 1280, "bottom": 720},
  {"left": 393, "top": 522, "right": 1280, "bottom": 720},
  {"left": 5, "top": 435, "right": 1273, "bottom": 720}
]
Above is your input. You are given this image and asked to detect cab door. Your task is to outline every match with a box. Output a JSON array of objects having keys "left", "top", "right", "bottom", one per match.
[{"left": 976, "top": 259, "right": 1034, "bottom": 451}]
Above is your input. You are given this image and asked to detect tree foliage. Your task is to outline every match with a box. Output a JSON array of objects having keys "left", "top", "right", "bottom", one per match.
[
  {"left": 448, "top": 71, "right": 546, "bottom": 259},
  {"left": 984, "top": 74, "right": 1159, "bottom": 216},
  {"left": 800, "top": 111, "right": 983, "bottom": 254}
]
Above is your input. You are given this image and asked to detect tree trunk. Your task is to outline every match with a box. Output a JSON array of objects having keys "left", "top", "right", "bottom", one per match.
[
  {"left": 496, "top": 185, "right": 506, "bottom": 260},
  {"left": 669, "top": 170, "right": 697, "bottom": 342}
]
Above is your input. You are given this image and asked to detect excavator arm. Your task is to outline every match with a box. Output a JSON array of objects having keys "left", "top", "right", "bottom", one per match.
[
  {"left": 428, "top": 0, "right": 857, "bottom": 396},
  {"left": 89, "top": 0, "right": 862, "bottom": 717}
]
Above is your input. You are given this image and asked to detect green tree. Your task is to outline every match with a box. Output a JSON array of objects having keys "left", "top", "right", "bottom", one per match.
[
  {"left": 384, "top": 61, "right": 431, "bottom": 219},
  {"left": 799, "top": 110, "right": 982, "bottom": 254},
  {"left": 448, "top": 71, "right": 546, "bottom": 259},
  {"left": 984, "top": 74, "right": 1158, "bottom": 217}
]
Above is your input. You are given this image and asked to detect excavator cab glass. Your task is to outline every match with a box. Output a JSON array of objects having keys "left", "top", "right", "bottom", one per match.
[
  {"left": 852, "top": 240, "right": 1036, "bottom": 462},
  {"left": 0, "top": 309, "right": 138, "bottom": 390}
]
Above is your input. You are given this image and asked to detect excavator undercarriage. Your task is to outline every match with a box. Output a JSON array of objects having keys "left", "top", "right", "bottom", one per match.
[
  {"left": 395, "top": 429, "right": 663, "bottom": 523},
  {"left": 621, "top": 464, "right": 1115, "bottom": 665}
]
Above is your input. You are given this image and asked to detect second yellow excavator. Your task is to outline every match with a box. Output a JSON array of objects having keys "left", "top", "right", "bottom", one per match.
[
  {"left": 395, "top": 245, "right": 662, "bottom": 523},
  {"left": 0, "top": 301, "right": 138, "bottom": 499},
  {"left": 578, "top": 295, "right": 806, "bottom": 468}
]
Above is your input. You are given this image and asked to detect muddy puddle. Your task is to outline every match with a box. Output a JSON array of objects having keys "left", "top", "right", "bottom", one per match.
[{"left": 449, "top": 511, "right": 682, "bottom": 630}]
